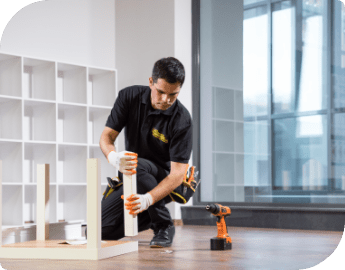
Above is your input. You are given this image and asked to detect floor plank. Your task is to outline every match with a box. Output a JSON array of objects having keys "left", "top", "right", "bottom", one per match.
[{"left": 0, "top": 225, "right": 342, "bottom": 270}]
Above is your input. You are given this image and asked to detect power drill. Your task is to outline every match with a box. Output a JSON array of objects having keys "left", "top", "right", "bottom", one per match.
[{"left": 206, "top": 203, "right": 232, "bottom": 250}]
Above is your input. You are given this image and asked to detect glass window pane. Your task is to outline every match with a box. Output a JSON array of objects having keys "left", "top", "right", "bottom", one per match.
[
  {"left": 272, "top": 1, "right": 294, "bottom": 114},
  {"left": 333, "top": 1, "right": 345, "bottom": 109},
  {"left": 243, "top": 6, "right": 268, "bottom": 117},
  {"left": 332, "top": 113, "right": 345, "bottom": 191},
  {"left": 273, "top": 115, "right": 327, "bottom": 191},
  {"left": 296, "top": 0, "right": 327, "bottom": 112}
]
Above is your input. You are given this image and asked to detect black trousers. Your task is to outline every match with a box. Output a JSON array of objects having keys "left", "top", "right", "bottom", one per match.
[{"left": 101, "top": 157, "right": 173, "bottom": 240}]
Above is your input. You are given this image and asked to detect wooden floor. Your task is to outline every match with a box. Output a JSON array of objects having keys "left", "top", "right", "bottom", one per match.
[{"left": 0, "top": 225, "right": 342, "bottom": 270}]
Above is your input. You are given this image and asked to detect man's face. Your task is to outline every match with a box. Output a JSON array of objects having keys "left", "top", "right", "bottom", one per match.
[{"left": 149, "top": 77, "right": 181, "bottom": 110}]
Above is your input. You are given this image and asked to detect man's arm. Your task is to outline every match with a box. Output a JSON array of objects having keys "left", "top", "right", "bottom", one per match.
[
  {"left": 148, "top": 161, "right": 187, "bottom": 204},
  {"left": 99, "top": 126, "right": 120, "bottom": 159}
]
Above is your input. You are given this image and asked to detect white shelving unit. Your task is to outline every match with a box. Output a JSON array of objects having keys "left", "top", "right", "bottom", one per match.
[
  {"left": 0, "top": 52, "right": 117, "bottom": 227},
  {"left": 212, "top": 86, "right": 244, "bottom": 202}
]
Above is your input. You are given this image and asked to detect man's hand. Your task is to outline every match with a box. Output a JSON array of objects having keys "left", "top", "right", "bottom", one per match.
[
  {"left": 123, "top": 193, "right": 153, "bottom": 217},
  {"left": 107, "top": 151, "right": 138, "bottom": 175}
]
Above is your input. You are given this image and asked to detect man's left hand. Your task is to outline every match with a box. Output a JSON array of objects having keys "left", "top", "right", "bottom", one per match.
[{"left": 124, "top": 193, "right": 154, "bottom": 216}]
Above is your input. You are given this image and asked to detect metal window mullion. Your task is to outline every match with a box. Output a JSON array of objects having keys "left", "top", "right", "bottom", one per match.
[
  {"left": 268, "top": 1, "right": 274, "bottom": 193},
  {"left": 326, "top": 0, "right": 334, "bottom": 192},
  {"left": 192, "top": 0, "right": 201, "bottom": 204}
]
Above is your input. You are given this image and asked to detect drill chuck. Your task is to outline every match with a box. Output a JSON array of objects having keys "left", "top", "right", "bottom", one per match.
[{"left": 206, "top": 204, "right": 220, "bottom": 215}]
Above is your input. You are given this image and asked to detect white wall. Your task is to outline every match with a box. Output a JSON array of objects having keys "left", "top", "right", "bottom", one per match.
[
  {"left": 0, "top": 0, "right": 115, "bottom": 69},
  {"left": 1, "top": 0, "right": 193, "bottom": 220},
  {"left": 115, "top": 0, "right": 193, "bottom": 219}
]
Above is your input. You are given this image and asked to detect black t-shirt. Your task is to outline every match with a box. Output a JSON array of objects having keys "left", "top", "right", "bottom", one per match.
[{"left": 105, "top": 85, "right": 193, "bottom": 172}]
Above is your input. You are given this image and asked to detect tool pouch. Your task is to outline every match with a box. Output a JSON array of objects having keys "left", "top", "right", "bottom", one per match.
[
  {"left": 102, "top": 177, "right": 122, "bottom": 201},
  {"left": 169, "top": 179, "right": 199, "bottom": 204}
]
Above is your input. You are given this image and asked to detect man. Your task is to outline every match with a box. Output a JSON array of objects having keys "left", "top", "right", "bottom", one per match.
[{"left": 98, "top": 57, "right": 192, "bottom": 247}]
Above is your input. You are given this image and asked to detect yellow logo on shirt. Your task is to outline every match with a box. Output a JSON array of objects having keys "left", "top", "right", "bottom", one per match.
[{"left": 152, "top": 128, "right": 168, "bottom": 143}]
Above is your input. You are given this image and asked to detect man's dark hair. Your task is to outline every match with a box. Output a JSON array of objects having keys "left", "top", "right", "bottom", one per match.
[{"left": 152, "top": 57, "right": 185, "bottom": 87}]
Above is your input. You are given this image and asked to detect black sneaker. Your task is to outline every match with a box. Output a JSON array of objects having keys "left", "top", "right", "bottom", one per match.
[{"left": 150, "top": 224, "right": 175, "bottom": 248}]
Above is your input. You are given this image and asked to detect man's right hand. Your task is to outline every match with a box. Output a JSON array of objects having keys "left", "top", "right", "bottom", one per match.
[{"left": 107, "top": 151, "right": 138, "bottom": 175}]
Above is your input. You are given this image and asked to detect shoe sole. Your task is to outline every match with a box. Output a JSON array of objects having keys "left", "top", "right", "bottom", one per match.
[{"left": 150, "top": 244, "right": 172, "bottom": 248}]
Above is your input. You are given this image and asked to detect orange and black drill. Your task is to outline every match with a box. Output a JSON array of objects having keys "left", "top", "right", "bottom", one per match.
[{"left": 206, "top": 203, "right": 232, "bottom": 250}]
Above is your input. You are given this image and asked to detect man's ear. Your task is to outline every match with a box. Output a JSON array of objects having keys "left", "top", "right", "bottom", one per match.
[{"left": 149, "top": 77, "right": 153, "bottom": 86}]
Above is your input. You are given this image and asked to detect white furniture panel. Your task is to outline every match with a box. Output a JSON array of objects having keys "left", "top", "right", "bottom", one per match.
[
  {"left": 24, "top": 100, "right": 56, "bottom": 142},
  {"left": 0, "top": 97, "right": 22, "bottom": 140},
  {"left": 0, "top": 52, "right": 117, "bottom": 227},
  {"left": 58, "top": 145, "right": 87, "bottom": 183},
  {"left": 2, "top": 185, "right": 22, "bottom": 226},
  {"left": 0, "top": 142, "right": 22, "bottom": 183},
  {"left": 57, "top": 63, "right": 87, "bottom": 104},
  {"left": 24, "top": 143, "right": 56, "bottom": 183},
  {"left": 89, "top": 107, "right": 111, "bottom": 145},
  {"left": 58, "top": 104, "right": 87, "bottom": 144},
  {"left": 89, "top": 146, "right": 116, "bottom": 184},
  {"left": 0, "top": 54, "right": 21, "bottom": 97},
  {"left": 23, "top": 58, "right": 55, "bottom": 100},
  {"left": 88, "top": 68, "right": 116, "bottom": 107}
]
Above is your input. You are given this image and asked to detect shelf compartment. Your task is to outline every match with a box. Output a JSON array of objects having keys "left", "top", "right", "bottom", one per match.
[
  {"left": 0, "top": 97, "right": 22, "bottom": 140},
  {"left": 23, "top": 58, "right": 55, "bottom": 101},
  {"left": 58, "top": 104, "right": 87, "bottom": 144},
  {"left": 3, "top": 185, "right": 22, "bottom": 226},
  {"left": 24, "top": 100, "right": 56, "bottom": 142},
  {"left": 58, "top": 145, "right": 87, "bottom": 183},
  {"left": 0, "top": 54, "right": 21, "bottom": 97},
  {"left": 24, "top": 184, "right": 57, "bottom": 224},
  {"left": 24, "top": 143, "right": 56, "bottom": 183},
  {"left": 88, "top": 68, "right": 116, "bottom": 107},
  {"left": 214, "top": 153, "right": 234, "bottom": 185},
  {"left": 0, "top": 141, "right": 22, "bottom": 183},
  {"left": 88, "top": 107, "right": 110, "bottom": 145},
  {"left": 89, "top": 146, "right": 116, "bottom": 184},
  {"left": 57, "top": 63, "right": 86, "bottom": 104},
  {"left": 213, "top": 87, "right": 234, "bottom": 120},
  {"left": 213, "top": 119, "right": 234, "bottom": 152},
  {"left": 58, "top": 185, "right": 86, "bottom": 222}
]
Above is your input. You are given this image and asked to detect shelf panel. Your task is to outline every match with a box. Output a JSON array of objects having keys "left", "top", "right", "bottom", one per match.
[
  {"left": 88, "top": 68, "right": 116, "bottom": 107},
  {"left": 24, "top": 142, "right": 56, "bottom": 183},
  {"left": 23, "top": 58, "right": 55, "bottom": 101},
  {"left": 0, "top": 54, "right": 21, "bottom": 97},
  {"left": 0, "top": 97, "right": 22, "bottom": 140},
  {"left": 58, "top": 104, "right": 87, "bottom": 144},
  {"left": 58, "top": 145, "right": 87, "bottom": 183},
  {"left": 57, "top": 63, "right": 86, "bottom": 104},
  {"left": 24, "top": 100, "right": 56, "bottom": 142},
  {"left": 0, "top": 141, "right": 22, "bottom": 183}
]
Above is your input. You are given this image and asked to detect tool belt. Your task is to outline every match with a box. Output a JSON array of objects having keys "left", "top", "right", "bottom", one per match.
[
  {"left": 102, "top": 177, "right": 122, "bottom": 200},
  {"left": 169, "top": 166, "right": 200, "bottom": 204}
]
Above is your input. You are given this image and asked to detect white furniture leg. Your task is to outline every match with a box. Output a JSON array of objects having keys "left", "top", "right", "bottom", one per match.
[
  {"left": 87, "top": 158, "right": 101, "bottom": 249},
  {"left": 0, "top": 160, "right": 2, "bottom": 246},
  {"left": 123, "top": 173, "right": 138, "bottom": 236},
  {"left": 36, "top": 164, "right": 50, "bottom": 241}
]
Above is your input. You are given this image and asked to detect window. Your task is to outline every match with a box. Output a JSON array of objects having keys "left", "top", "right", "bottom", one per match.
[{"left": 195, "top": 0, "right": 345, "bottom": 206}]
